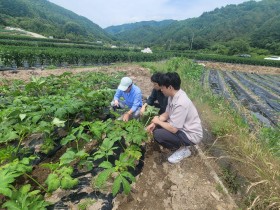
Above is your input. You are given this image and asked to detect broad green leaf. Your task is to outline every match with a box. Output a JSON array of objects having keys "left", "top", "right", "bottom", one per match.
[
  {"left": 60, "top": 134, "right": 76, "bottom": 145},
  {"left": 59, "top": 150, "right": 76, "bottom": 165},
  {"left": 112, "top": 175, "right": 122, "bottom": 196},
  {"left": 19, "top": 114, "right": 27, "bottom": 121},
  {"left": 61, "top": 176, "right": 78, "bottom": 189},
  {"left": 52, "top": 117, "right": 65, "bottom": 127},
  {"left": 80, "top": 133, "right": 91, "bottom": 142},
  {"left": 99, "top": 161, "right": 113, "bottom": 169},
  {"left": 20, "top": 184, "right": 31, "bottom": 195},
  {"left": 95, "top": 168, "right": 114, "bottom": 188},
  {"left": 0, "top": 169, "right": 21, "bottom": 197},
  {"left": 121, "top": 171, "right": 136, "bottom": 182},
  {"left": 45, "top": 174, "right": 60, "bottom": 192},
  {"left": 76, "top": 150, "right": 89, "bottom": 159},
  {"left": 2, "top": 131, "right": 19, "bottom": 142},
  {"left": 121, "top": 176, "right": 131, "bottom": 195},
  {"left": 31, "top": 115, "right": 41, "bottom": 124},
  {"left": 2, "top": 200, "right": 22, "bottom": 210}
]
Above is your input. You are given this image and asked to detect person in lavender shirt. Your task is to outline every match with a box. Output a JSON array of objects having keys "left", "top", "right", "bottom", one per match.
[{"left": 146, "top": 72, "right": 203, "bottom": 163}]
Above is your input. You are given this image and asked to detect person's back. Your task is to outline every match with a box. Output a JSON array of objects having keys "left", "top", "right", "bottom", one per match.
[{"left": 166, "top": 88, "right": 202, "bottom": 144}]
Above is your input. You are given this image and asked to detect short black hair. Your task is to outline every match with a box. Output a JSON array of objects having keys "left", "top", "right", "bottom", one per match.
[
  {"left": 158, "top": 72, "right": 181, "bottom": 90},
  {"left": 151, "top": 72, "right": 163, "bottom": 83}
]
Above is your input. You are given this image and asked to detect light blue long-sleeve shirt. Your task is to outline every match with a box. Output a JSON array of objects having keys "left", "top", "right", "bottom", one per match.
[{"left": 113, "top": 84, "right": 142, "bottom": 112}]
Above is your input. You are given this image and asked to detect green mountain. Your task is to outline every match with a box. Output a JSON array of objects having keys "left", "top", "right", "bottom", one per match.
[
  {"left": 105, "top": 20, "right": 176, "bottom": 34},
  {"left": 0, "top": 0, "right": 112, "bottom": 42},
  {"left": 104, "top": 0, "right": 280, "bottom": 53}
]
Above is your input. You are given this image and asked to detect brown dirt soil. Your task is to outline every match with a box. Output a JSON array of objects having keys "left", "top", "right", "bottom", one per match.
[
  {"left": 2, "top": 62, "right": 279, "bottom": 210},
  {"left": 199, "top": 61, "right": 280, "bottom": 75}
]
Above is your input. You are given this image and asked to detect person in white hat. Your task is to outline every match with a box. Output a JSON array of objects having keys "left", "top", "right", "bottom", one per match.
[{"left": 111, "top": 77, "right": 143, "bottom": 121}]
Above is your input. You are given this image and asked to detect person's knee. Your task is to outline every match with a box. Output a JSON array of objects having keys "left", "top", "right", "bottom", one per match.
[{"left": 153, "top": 129, "right": 164, "bottom": 144}]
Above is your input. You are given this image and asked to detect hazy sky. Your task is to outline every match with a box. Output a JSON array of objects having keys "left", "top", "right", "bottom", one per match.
[{"left": 48, "top": 0, "right": 250, "bottom": 28}]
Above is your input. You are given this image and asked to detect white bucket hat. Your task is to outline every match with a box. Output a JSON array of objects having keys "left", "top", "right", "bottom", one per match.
[{"left": 118, "top": 77, "right": 132, "bottom": 91}]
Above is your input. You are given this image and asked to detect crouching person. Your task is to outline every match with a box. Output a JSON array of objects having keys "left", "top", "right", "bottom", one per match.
[
  {"left": 111, "top": 77, "right": 142, "bottom": 121},
  {"left": 146, "top": 72, "right": 203, "bottom": 163}
]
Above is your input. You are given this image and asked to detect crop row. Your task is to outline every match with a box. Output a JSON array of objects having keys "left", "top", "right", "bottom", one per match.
[
  {"left": 0, "top": 39, "right": 139, "bottom": 52},
  {"left": 205, "top": 69, "right": 280, "bottom": 127},
  {"left": 0, "top": 46, "right": 171, "bottom": 69},
  {"left": 0, "top": 34, "right": 99, "bottom": 45}
]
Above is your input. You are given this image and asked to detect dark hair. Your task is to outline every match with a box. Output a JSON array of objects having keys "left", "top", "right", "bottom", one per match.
[
  {"left": 158, "top": 72, "right": 181, "bottom": 90},
  {"left": 151, "top": 72, "right": 162, "bottom": 83}
]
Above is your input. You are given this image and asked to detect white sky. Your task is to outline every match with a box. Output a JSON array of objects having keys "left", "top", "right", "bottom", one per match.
[{"left": 48, "top": 0, "right": 250, "bottom": 28}]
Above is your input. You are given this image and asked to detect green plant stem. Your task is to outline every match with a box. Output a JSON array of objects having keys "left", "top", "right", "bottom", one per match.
[
  {"left": 76, "top": 140, "right": 80, "bottom": 152},
  {"left": 16, "top": 135, "right": 24, "bottom": 155},
  {"left": 25, "top": 173, "right": 48, "bottom": 193},
  {"left": 144, "top": 116, "right": 152, "bottom": 127}
]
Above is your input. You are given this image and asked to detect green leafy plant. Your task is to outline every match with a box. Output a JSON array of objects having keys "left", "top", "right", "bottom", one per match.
[
  {"left": 0, "top": 157, "right": 38, "bottom": 197},
  {"left": 0, "top": 169, "right": 21, "bottom": 197},
  {"left": 0, "top": 146, "right": 15, "bottom": 164},
  {"left": 92, "top": 137, "right": 119, "bottom": 161},
  {"left": 44, "top": 166, "right": 78, "bottom": 192},
  {"left": 123, "top": 120, "right": 148, "bottom": 145},
  {"left": 95, "top": 152, "right": 136, "bottom": 196},
  {"left": 25, "top": 76, "right": 47, "bottom": 96},
  {"left": 61, "top": 123, "right": 91, "bottom": 151},
  {"left": 2, "top": 184, "right": 50, "bottom": 210},
  {"left": 78, "top": 198, "right": 96, "bottom": 210},
  {"left": 141, "top": 105, "right": 160, "bottom": 127}
]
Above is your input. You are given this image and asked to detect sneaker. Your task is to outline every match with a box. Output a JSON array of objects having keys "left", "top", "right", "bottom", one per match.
[{"left": 168, "top": 146, "right": 191, "bottom": 164}]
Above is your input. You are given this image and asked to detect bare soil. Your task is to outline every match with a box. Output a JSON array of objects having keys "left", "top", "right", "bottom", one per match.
[
  {"left": 198, "top": 61, "right": 280, "bottom": 75},
  {"left": 1, "top": 62, "right": 279, "bottom": 210}
]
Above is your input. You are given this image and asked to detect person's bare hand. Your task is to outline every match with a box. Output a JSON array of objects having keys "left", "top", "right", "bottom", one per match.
[
  {"left": 140, "top": 106, "right": 146, "bottom": 116},
  {"left": 123, "top": 113, "right": 130, "bottom": 122},
  {"left": 151, "top": 116, "right": 161, "bottom": 124},
  {"left": 114, "top": 100, "right": 119, "bottom": 107},
  {"left": 146, "top": 123, "right": 156, "bottom": 134}
]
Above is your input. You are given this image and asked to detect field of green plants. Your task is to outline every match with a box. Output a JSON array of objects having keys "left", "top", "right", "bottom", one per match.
[
  {"left": 0, "top": 70, "right": 155, "bottom": 209},
  {"left": 0, "top": 35, "right": 171, "bottom": 69},
  {"left": 0, "top": 32, "right": 279, "bottom": 209}
]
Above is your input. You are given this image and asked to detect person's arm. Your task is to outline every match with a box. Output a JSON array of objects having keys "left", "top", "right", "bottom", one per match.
[
  {"left": 130, "top": 92, "right": 142, "bottom": 113},
  {"left": 113, "top": 89, "right": 122, "bottom": 106},
  {"left": 146, "top": 89, "right": 157, "bottom": 105},
  {"left": 158, "top": 112, "right": 169, "bottom": 121},
  {"left": 146, "top": 122, "right": 156, "bottom": 134},
  {"left": 123, "top": 110, "right": 131, "bottom": 121},
  {"left": 140, "top": 103, "right": 148, "bottom": 115},
  {"left": 123, "top": 89, "right": 142, "bottom": 121},
  {"left": 151, "top": 113, "right": 178, "bottom": 133}
]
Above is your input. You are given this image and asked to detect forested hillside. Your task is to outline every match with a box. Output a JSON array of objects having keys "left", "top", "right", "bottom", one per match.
[
  {"left": 105, "top": 20, "right": 176, "bottom": 35},
  {"left": 0, "top": 0, "right": 279, "bottom": 55},
  {"left": 105, "top": 0, "right": 280, "bottom": 54},
  {"left": 0, "top": 0, "right": 112, "bottom": 42}
]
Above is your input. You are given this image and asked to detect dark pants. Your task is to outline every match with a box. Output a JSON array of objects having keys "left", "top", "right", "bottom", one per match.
[{"left": 153, "top": 128, "right": 194, "bottom": 150}]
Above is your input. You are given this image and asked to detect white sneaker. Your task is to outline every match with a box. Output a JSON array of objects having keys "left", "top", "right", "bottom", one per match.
[{"left": 168, "top": 146, "right": 191, "bottom": 164}]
